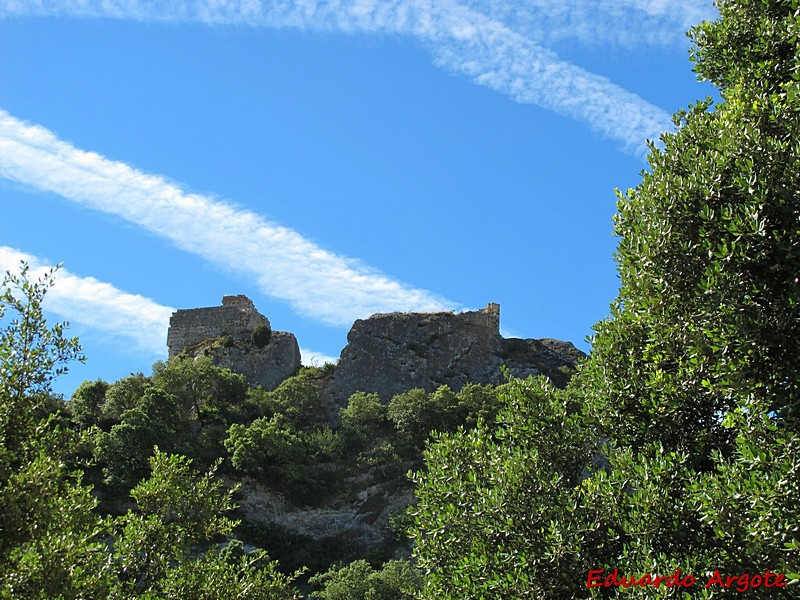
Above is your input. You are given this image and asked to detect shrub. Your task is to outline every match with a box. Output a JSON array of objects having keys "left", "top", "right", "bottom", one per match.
[{"left": 251, "top": 322, "right": 271, "bottom": 348}]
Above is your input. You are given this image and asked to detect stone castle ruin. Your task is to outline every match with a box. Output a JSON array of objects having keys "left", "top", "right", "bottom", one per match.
[
  {"left": 167, "top": 296, "right": 301, "bottom": 391},
  {"left": 166, "top": 296, "right": 583, "bottom": 402},
  {"left": 167, "top": 295, "right": 271, "bottom": 358}
]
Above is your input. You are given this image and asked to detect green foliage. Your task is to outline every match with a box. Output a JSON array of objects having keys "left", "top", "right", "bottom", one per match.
[
  {"left": 101, "top": 373, "right": 149, "bottom": 423},
  {"left": 0, "top": 264, "right": 83, "bottom": 471},
  {"left": 113, "top": 450, "right": 236, "bottom": 593},
  {"left": 306, "top": 426, "right": 341, "bottom": 460},
  {"left": 388, "top": 384, "right": 501, "bottom": 452},
  {"left": 455, "top": 382, "right": 503, "bottom": 429},
  {"left": 410, "top": 3, "right": 800, "bottom": 597},
  {"left": 1, "top": 448, "right": 114, "bottom": 598},
  {"left": 152, "top": 356, "right": 249, "bottom": 425},
  {"left": 244, "top": 385, "right": 280, "bottom": 419},
  {"left": 580, "top": 0, "right": 800, "bottom": 457},
  {"left": 225, "top": 415, "right": 307, "bottom": 485},
  {"left": 69, "top": 378, "right": 110, "bottom": 429},
  {"left": 112, "top": 449, "right": 301, "bottom": 598},
  {"left": 251, "top": 322, "right": 272, "bottom": 348},
  {"left": 387, "top": 388, "right": 433, "bottom": 449},
  {"left": 308, "top": 559, "right": 421, "bottom": 600},
  {"left": 159, "top": 540, "right": 300, "bottom": 599},
  {"left": 241, "top": 368, "right": 327, "bottom": 427},
  {"left": 270, "top": 369, "right": 327, "bottom": 429},
  {"left": 0, "top": 265, "right": 112, "bottom": 597},
  {"left": 410, "top": 378, "right": 594, "bottom": 598},
  {"left": 688, "top": 405, "right": 800, "bottom": 576},
  {"left": 94, "top": 358, "right": 252, "bottom": 490},
  {"left": 0, "top": 264, "right": 300, "bottom": 598},
  {"left": 339, "top": 392, "right": 387, "bottom": 452},
  {"left": 95, "top": 387, "right": 195, "bottom": 490}
]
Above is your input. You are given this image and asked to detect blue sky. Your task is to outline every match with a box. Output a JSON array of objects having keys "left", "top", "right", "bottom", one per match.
[{"left": 0, "top": 1, "right": 717, "bottom": 396}]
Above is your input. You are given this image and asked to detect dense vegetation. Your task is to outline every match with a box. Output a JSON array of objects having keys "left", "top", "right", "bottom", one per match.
[
  {"left": 1, "top": 1, "right": 798, "bottom": 597},
  {"left": 410, "top": 0, "right": 800, "bottom": 597}
]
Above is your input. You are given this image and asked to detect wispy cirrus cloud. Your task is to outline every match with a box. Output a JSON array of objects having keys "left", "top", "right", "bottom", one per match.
[
  {"left": 459, "top": 0, "right": 716, "bottom": 48},
  {"left": 0, "top": 0, "right": 695, "bottom": 154},
  {"left": 0, "top": 246, "right": 173, "bottom": 354},
  {"left": 0, "top": 110, "right": 457, "bottom": 326}
]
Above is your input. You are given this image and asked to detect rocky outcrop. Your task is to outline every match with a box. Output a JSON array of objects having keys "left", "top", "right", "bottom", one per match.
[
  {"left": 499, "top": 337, "right": 585, "bottom": 388},
  {"left": 188, "top": 331, "right": 302, "bottom": 391},
  {"left": 235, "top": 472, "right": 414, "bottom": 564},
  {"left": 167, "top": 296, "right": 301, "bottom": 390},
  {"left": 327, "top": 303, "right": 584, "bottom": 405},
  {"left": 165, "top": 298, "right": 585, "bottom": 566}
]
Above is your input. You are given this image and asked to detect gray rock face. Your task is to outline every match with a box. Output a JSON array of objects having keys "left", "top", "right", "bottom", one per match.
[
  {"left": 499, "top": 337, "right": 585, "bottom": 388},
  {"left": 236, "top": 473, "right": 414, "bottom": 562},
  {"left": 195, "top": 331, "right": 302, "bottom": 391},
  {"left": 327, "top": 303, "right": 584, "bottom": 405}
]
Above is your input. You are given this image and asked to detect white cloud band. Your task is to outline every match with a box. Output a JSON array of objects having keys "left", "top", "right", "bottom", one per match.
[
  {"left": 0, "top": 246, "right": 173, "bottom": 354},
  {"left": 0, "top": 246, "right": 338, "bottom": 363},
  {"left": 0, "top": 0, "right": 691, "bottom": 154},
  {"left": 0, "top": 110, "right": 456, "bottom": 326}
]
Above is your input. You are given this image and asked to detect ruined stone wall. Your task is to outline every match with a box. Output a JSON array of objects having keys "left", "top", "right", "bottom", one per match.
[{"left": 167, "top": 295, "right": 270, "bottom": 358}]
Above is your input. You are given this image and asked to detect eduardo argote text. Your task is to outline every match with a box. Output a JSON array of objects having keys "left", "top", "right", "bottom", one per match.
[{"left": 587, "top": 568, "right": 787, "bottom": 593}]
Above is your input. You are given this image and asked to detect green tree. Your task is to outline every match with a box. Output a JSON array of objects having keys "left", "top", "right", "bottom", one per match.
[
  {"left": 579, "top": 0, "right": 800, "bottom": 457},
  {"left": 0, "top": 264, "right": 83, "bottom": 470},
  {"left": 455, "top": 382, "right": 502, "bottom": 429},
  {"left": 94, "top": 358, "right": 250, "bottom": 490},
  {"left": 69, "top": 377, "right": 110, "bottom": 429},
  {"left": 308, "top": 559, "right": 420, "bottom": 600},
  {"left": 95, "top": 387, "right": 195, "bottom": 490},
  {"left": 410, "top": 378, "right": 595, "bottom": 598},
  {"left": 112, "top": 449, "right": 301, "bottom": 599},
  {"left": 339, "top": 392, "right": 387, "bottom": 452},
  {"left": 225, "top": 415, "right": 306, "bottom": 485},
  {"left": 410, "top": 2, "right": 800, "bottom": 596},
  {"left": 251, "top": 322, "right": 272, "bottom": 348},
  {"left": 0, "top": 264, "right": 113, "bottom": 598},
  {"left": 151, "top": 356, "right": 248, "bottom": 425},
  {"left": 0, "top": 263, "right": 302, "bottom": 597},
  {"left": 101, "top": 372, "right": 149, "bottom": 422},
  {"left": 271, "top": 368, "right": 327, "bottom": 429},
  {"left": 243, "top": 368, "right": 326, "bottom": 428},
  {"left": 388, "top": 385, "right": 472, "bottom": 452},
  {"left": 387, "top": 388, "right": 432, "bottom": 449}
]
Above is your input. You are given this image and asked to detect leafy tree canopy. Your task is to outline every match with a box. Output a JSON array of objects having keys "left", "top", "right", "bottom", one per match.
[{"left": 411, "top": 2, "right": 800, "bottom": 597}]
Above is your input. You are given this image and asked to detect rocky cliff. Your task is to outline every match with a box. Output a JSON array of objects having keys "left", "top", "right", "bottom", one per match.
[
  {"left": 162, "top": 296, "right": 586, "bottom": 569},
  {"left": 326, "top": 303, "right": 584, "bottom": 405}
]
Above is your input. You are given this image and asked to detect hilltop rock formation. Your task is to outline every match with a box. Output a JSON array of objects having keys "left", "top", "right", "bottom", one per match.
[
  {"left": 166, "top": 297, "right": 584, "bottom": 400},
  {"left": 167, "top": 296, "right": 301, "bottom": 390},
  {"left": 163, "top": 296, "right": 586, "bottom": 565},
  {"left": 327, "top": 303, "right": 584, "bottom": 405}
]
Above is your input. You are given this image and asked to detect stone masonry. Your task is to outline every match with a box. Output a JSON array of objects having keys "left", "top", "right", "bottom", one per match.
[
  {"left": 166, "top": 298, "right": 583, "bottom": 400},
  {"left": 167, "top": 295, "right": 271, "bottom": 358}
]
